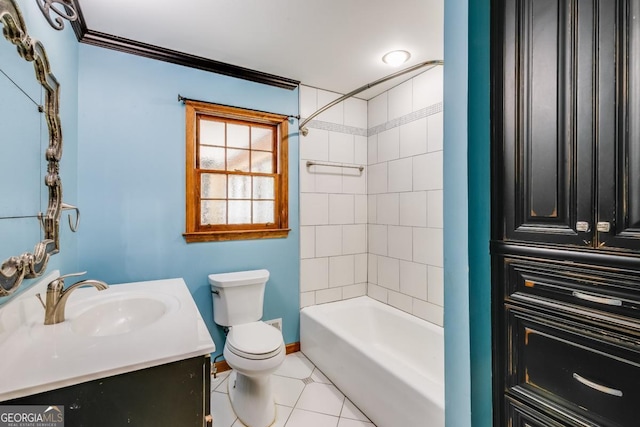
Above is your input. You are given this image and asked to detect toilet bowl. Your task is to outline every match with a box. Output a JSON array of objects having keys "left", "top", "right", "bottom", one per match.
[
  {"left": 224, "top": 321, "right": 285, "bottom": 427},
  {"left": 209, "top": 270, "right": 285, "bottom": 427}
]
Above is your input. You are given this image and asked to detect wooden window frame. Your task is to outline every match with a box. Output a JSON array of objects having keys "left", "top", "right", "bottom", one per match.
[{"left": 183, "top": 100, "right": 290, "bottom": 242}]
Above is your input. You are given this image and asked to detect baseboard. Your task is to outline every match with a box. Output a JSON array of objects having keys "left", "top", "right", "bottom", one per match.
[
  {"left": 213, "top": 342, "right": 300, "bottom": 374},
  {"left": 286, "top": 342, "right": 301, "bottom": 353},
  {"left": 213, "top": 359, "right": 231, "bottom": 374}
]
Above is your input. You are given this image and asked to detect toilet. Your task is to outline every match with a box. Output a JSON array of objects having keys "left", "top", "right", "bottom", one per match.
[{"left": 208, "top": 269, "right": 285, "bottom": 427}]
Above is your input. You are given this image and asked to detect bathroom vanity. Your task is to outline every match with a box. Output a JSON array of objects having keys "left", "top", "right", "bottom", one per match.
[
  {"left": 5, "top": 355, "right": 211, "bottom": 427},
  {"left": 0, "top": 272, "right": 215, "bottom": 427}
]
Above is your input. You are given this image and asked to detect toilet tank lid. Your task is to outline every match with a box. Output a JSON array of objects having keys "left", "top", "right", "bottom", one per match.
[{"left": 208, "top": 269, "right": 270, "bottom": 288}]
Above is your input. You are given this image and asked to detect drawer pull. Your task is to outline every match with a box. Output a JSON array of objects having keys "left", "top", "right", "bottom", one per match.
[
  {"left": 573, "top": 373, "right": 623, "bottom": 397},
  {"left": 572, "top": 291, "right": 622, "bottom": 306}
]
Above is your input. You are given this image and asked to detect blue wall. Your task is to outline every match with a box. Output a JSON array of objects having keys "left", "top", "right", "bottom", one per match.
[
  {"left": 443, "top": 0, "right": 492, "bottom": 426},
  {"left": 76, "top": 45, "right": 300, "bottom": 355},
  {"left": 443, "top": 0, "right": 471, "bottom": 423},
  {"left": 467, "top": 0, "right": 492, "bottom": 425}
]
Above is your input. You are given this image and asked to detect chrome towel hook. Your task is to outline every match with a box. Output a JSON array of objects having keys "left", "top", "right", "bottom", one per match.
[{"left": 61, "top": 202, "right": 80, "bottom": 232}]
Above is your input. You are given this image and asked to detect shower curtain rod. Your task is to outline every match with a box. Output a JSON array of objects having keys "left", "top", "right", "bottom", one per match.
[
  {"left": 299, "top": 59, "right": 444, "bottom": 136},
  {"left": 177, "top": 94, "right": 300, "bottom": 120}
]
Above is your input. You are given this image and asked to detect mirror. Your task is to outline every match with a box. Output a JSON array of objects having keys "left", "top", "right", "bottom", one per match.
[
  {"left": 0, "top": 0, "right": 63, "bottom": 296},
  {"left": 0, "top": 23, "right": 44, "bottom": 268}
]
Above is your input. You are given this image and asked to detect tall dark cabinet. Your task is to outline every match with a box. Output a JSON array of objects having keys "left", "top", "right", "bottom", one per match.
[{"left": 492, "top": 0, "right": 640, "bottom": 426}]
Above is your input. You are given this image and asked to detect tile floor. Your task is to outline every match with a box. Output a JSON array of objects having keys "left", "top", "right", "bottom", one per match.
[{"left": 210, "top": 352, "right": 377, "bottom": 427}]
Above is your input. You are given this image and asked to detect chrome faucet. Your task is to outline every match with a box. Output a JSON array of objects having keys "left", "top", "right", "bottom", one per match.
[{"left": 36, "top": 272, "right": 109, "bottom": 325}]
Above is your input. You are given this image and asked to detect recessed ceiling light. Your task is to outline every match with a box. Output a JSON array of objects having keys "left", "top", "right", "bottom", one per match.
[{"left": 382, "top": 50, "right": 411, "bottom": 66}]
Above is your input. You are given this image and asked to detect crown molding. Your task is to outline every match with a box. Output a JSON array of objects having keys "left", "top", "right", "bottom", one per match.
[{"left": 69, "top": 1, "right": 299, "bottom": 90}]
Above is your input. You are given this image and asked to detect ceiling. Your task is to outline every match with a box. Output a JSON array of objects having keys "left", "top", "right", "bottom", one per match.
[{"left": 76, "top": 0, "right": 443, "bottom": 100}]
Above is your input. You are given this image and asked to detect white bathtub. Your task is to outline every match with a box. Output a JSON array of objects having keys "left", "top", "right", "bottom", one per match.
[{"left": 301, "top": 296, "right": 444, "bottom": 427}]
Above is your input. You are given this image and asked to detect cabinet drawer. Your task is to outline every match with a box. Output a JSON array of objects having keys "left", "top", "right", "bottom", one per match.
[
  {"left": 505, "top": 397, "right": 578, "bottom": 427},
  {"left": 506, "top": 308, "right": 640, "bottom": 427},
  {"left": 503, "top": 258, "right": 640, "bottom": 332}
]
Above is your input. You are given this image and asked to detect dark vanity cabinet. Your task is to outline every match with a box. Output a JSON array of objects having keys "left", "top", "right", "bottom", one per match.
[
  {"left": 492, "top": 0, "right": 640, "bottom": 426},
  {"left": 4, "top": 355, "right": 212, "bottom": 427}
]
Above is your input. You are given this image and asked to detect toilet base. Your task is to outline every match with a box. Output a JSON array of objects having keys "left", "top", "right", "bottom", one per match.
[{"left": 228, "top": 370, "right": 276, "bottom": 427}]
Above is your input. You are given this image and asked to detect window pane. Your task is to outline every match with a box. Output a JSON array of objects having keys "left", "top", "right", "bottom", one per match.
[
  {"left": 253, "top": 201, "right": 274, "bottom": 224},
  {"left": 201, "top": 200, "right": 226, "bottom": 225},
  {"left": 227, "top": 148, "right": 250, "bottom": 172},
  {"left": 201, "top": 173, "right": 226, "bottom": 199},
  {"left": 200, "top": 119, "right": 225, "bottom": 146},
  {"left": 251, "top": 150, "right": 274, "bottom": 173},
  {"left": 186, "top": 102, "right": 289, "bottom": 238},
  {"left": 253, "top": 176, "right": 274, "bottom": 199},
  {"left": 228, "top": 175, "right": 251, "bottom": 199},
  {"left": 227, "top": 124, "right": 250, "bottom": 149},
  {"left": 251, "top": 126, "right": 273, "bottom": 151},
  {"left": 228, "top": 201, "right": 251, "bottom": 224},
  {"left": 200, "top": 146, "right": 226, "bottom": 170}
]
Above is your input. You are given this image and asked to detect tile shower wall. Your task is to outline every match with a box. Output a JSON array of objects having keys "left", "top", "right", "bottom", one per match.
[
  {"left": 367, "top": 68, "right": 444, "bottom": 326},
  {"left": 299, "top": 67, "right": 444, "bottom": 326},
  {"left": 299, "top": 86, "right": 369, "bottom": 307}
]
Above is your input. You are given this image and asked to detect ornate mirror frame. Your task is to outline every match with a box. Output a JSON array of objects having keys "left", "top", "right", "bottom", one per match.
[{"left": 0, "top": 0, "right": 62, "bottom": 296}]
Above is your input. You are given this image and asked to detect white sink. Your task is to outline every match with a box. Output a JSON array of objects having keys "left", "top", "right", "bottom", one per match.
[
  {"left": 70, "top": 296, "right": 170, "bottom": 337},
  {"left": 0, "top": 271, "right": 215, "bottom": 402}
]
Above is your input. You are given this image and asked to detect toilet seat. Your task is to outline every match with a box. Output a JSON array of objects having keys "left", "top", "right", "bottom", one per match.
[{"left": 226, "top": 322, "right": 284, "bottom": 360}]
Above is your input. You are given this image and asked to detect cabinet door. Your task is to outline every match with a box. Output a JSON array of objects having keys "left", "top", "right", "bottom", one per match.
[
  {"left": 6, "top": 356, "right": 211, "bottom": 427},
  {"left": 496, "top": 0, "right": 595, "bottom": 247},
  {"left": 596, "top": 0, "right": 640, "bottom": 251}
]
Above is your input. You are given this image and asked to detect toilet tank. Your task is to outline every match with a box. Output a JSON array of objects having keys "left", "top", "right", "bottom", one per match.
[{"left": 208, "top": 269, "right": 269, "bottom": 327}]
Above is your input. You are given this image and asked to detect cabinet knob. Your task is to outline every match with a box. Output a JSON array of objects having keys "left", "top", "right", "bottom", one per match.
[
  {"left": 596, "top": 221, "right": 611, "bottom": 232},
  {"left": 576, "top": 221, "right": 590, "bottom": 232}
]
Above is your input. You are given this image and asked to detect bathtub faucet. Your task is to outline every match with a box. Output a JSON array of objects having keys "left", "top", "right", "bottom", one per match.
[{"left": 36, "top": 271, "right": 109, "bottom": 325}]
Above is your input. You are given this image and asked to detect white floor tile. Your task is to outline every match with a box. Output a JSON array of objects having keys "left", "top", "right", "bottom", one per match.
[
  {"left": 340, "top": 399, "right": 371, "bottom": 422},
  {"left": 310, "top": 367, "right": 332, "bottom": 384},
  {"left": 294, "top": 351, "right": 311, "bottom": 363},
  {"left": 275, "top": 353, "right": 315, "bottom": 379},
  {"left": 273, "top": 405, "right": 294, "bottom": 427},
  {"left": 211, "top": 391, "right": 237, "bottom": 427},
  {"left": 296, "top": 382, "right": 345, "bottom": 416},
  {"left": 212, "top": 370, "right": 231, "bottom": 392},
  {"left": 285, "top": 409, "right": 339, "bottom": 427},
  {"left": 229, "top": 402, "right": 293, "bottom": 427},
  {"left": 337, "top": 418, "right": 375, "bottom": 427},
  {"left": 213, "top": 354, "right": 377, "bottom": 427},
  {"left": 272, "top": 375, "right": 306, "bottom": 407}
]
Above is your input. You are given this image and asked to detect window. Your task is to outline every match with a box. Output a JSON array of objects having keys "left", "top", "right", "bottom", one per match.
[{"left": 183, "top": 101, "right": 290, "bottom": 242}]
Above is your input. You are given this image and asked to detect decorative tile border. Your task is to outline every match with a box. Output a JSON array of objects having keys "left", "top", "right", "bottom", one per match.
[
  {"left": 367, "top": 101, "right": 443, "bottom": 137},
  {"left": 302, "top": 120, "right": 368, "bottom": 137},
  {"left": 301, "top": 101, "right": 443, "bottom": 138}
]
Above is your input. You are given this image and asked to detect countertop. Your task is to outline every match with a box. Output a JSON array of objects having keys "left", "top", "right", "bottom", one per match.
[{"left": 0, "top": 270, "right": 215, "bottom": 401}]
